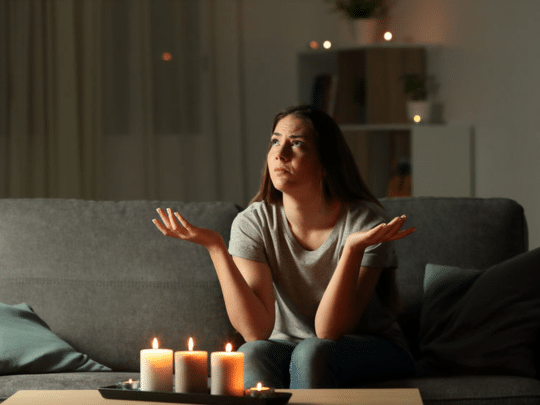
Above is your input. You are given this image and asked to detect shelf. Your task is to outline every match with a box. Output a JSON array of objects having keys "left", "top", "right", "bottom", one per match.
[
  {"left": 298, "top": 42, "right": 441, "bottom": 55},
  {"left": 298, "top": 46, "right": 427, "bottom": 124},
  {"left": 339, "top": 124, "right": 445, "bottom": 132},
  {"left": 297, "top": 44, "right": 473, "bottom": 198}
]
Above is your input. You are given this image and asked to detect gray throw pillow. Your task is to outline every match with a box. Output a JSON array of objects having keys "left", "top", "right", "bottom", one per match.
[
  {"left": 418, "top": 247, "right": 540, "bottom": 377},
  {"left": 0, "top": 302, "right": 110, "bottom": 375}
]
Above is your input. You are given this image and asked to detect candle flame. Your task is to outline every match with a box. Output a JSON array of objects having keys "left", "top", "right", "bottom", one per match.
[
  {"left": 128, "top": 379, "right": 133, "bottom": 384},
  {"left": 225, "top": 343, "right": 232, "bottom": 352},
  {"left": 257, "top": 382, "right": 262, "bottom": 391},
  {"left": 152, "top": 338, "right": 159, "bottom": 349},
  {"left": 188, "top": 337, "right": 194, "bottom": 351}
]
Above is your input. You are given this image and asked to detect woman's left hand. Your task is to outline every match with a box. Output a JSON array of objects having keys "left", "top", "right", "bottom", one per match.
[{"left": 346, "top": 215, "right": 416, "bottom": 250}]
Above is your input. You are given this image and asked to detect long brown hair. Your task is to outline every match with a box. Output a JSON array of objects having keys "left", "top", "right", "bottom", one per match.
[
  {"left": 251, "top": 105, "right": 380, "bottom": 206},
  {"left": 251, "top": 105, "right": 400, "bottom": 313}
]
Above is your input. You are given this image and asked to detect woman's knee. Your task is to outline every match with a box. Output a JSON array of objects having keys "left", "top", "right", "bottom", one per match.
[
  {"left": 238, "top": 340, "right": 295, "bottom": 389},
  {"left": 239, "top": 339, "right": 294, "bottom": 361},
  {"left": 238, "top": 340, "right": 272, "bottom": 358},
  {"left": 291, "top": 337, "right": 333, "bottom": 368},
  {"left": 290, "top": 337, "right": 337, "bottom": 388}
]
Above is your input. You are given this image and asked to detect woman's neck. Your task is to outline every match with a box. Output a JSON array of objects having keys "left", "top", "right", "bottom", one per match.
[{"left": 282, "top": 193, "right": 341, "bottom": 232}]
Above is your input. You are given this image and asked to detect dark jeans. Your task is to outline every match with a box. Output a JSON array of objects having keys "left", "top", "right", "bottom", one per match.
[{"left": 238, "top": 335, "right": 416, "bottom": 389}]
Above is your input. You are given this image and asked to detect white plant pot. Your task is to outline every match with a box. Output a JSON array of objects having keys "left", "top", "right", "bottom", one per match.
[
  {"left": 406, "top": 101, "right": 432, "bottom": 124},
  {"left": 352, "top": 18, "right": 377, "bottom": 45},
  {"left": 338, "top": 18, "right": 378, "bottom": 46}
]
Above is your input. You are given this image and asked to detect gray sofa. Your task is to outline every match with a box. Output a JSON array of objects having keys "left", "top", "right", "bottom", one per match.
[{"left": 0, "top": 197, "right": 539, "bottom": 405}]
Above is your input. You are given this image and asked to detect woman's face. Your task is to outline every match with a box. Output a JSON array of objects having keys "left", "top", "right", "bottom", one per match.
[{"left": 267, "top": 114, "right": 322, "bottom": 197}]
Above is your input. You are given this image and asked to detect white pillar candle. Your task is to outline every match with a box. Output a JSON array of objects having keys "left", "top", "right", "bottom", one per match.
[
  {"left": 140, "top": 338, "right": 173, "bottom": 392},
  {"left": 210, "top": 343, "right": 244, "bottom": 396},
  {"left": 174, "top": 337, "right": 208, "bottom": 393}
]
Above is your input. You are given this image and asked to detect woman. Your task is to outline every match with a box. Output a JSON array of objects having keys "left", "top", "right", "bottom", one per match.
[{"left": 153, "top": 105, "right": 416, "bottom": 388}]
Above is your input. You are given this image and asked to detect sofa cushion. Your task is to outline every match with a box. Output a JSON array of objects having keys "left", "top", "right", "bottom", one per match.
[
  {"left": 417, "top": 247, "right": 540, "bottom": 377},
  {"left": 0, "top": 302, "right": 110, "bottom": 375},
  {"left": 380, "top": 197, "right": 528, "bottom": 358}
]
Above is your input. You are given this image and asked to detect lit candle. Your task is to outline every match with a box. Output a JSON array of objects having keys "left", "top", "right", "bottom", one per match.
[
  {"left": 174, "top": 337, "right": 208, "bottom": 393},
  {"left": 247, "top": 382, "right": 274, "bottom": 398},
  {"left": 210, "top": 343, "right": 244, "bottom": 397},
  {"left": 117, "top": 378, "right": 140, "bottom": 390},
  {"left": 140, "top": 338, "right": 173, "bottom": 392}
]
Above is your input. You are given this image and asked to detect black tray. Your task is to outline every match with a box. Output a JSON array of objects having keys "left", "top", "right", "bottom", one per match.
[{"left": 98, "top": 385, "right": 292, "bottom": 405}]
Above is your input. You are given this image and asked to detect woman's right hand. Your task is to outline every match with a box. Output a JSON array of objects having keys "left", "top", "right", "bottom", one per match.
[{"left": 153, "top": 208, "right": 222, "bottom": 248}]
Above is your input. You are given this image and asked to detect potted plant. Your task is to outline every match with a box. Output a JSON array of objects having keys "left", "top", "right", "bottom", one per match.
[
  {"left": 328, "top": 0, "right": 387, "bottom": 44},
  {"left": 400, "top": 73, "right": 432, "bottom": 123},
  {"left": 331, "top": 0, "right": 385, "bottom": 19}
]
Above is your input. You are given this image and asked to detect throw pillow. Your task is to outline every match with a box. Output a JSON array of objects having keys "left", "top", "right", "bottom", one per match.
[
  {"left": 417, "top": 247, "right": 540, "bottom": 378},
  {"left": 0, "top": 302, "right": 110, "bottom": 375}
]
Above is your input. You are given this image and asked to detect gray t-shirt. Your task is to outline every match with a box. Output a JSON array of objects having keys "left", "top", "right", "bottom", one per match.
[{"left": 228, "top": 200, "right": 408, "bottom": 349}]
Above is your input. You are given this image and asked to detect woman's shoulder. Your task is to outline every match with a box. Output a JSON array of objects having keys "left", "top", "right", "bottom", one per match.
[
  {"left": 234, "top": 201, "right": 281, "bottom": 227},
  {"left": 238, "top": 200, "right": 275, "bottom": 216}
]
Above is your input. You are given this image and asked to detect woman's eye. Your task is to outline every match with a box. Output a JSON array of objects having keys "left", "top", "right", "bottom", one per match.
[
  {"left": 292, "top": 141, "right": 304, "bottom": 147},
  {"left": 270, "top": 138, "right": 279, "bottom": 146}
]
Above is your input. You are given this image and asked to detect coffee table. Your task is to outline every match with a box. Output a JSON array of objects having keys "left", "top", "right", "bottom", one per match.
[{"left": 3, "top": 389, "right": 422, "bottom": 405}]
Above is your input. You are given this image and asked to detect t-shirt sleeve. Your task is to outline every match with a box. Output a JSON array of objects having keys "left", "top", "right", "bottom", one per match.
[{"left": 228, "top": 209, "right": 268, "bottom": 263}]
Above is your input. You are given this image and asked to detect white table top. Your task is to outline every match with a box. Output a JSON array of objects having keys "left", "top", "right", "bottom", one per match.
[{"left": 3, "top": 388, "right": 423, "bottom": 405}]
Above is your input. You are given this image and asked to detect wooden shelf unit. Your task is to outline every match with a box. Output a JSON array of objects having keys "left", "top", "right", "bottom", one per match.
[{"left": 297, "top": 45, "right": 474, "bottom": 198}]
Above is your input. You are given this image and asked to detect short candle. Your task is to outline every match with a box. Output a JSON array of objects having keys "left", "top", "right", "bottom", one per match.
[
  {"left": 174, "top": 337, "right": 208, "bottom": 393},
  {"left": 117, "top": 379, "right": 140, "bottom": 390},
  {"left": 140, "top": 338, "right": 173, "bottom": 392},
  {"left": 210, "top": 343, "right": 244, "bottom": 397},
  {"left": 247, "top": 382, "right": 274, "bottom": 398}
]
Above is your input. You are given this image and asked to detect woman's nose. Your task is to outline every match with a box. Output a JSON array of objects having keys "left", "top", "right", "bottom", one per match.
[{"left": 277, "top": 144, "right": 291, "bottom": 160}]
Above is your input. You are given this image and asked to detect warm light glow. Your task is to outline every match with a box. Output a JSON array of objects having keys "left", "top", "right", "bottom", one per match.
[
  {"left": 128, "top": 379, "right": 133, "bottom": 384},
  {"left": 188, "top": 337, "right": 194, "bottom": 351},
  {"left": 225, "top": 343, "right": 232, "bottom": 353},
  {"left": 384, "top": 31, "right": 393, "bottom": 41},
  {"left": 323, "top": 40, "right": 332, "bottom": 49},
  {"left": 152, "top": 338, "right": 159, "bottom": 349},
  {"left": 309, "top": 40, "right": 319, "bottom": 50},
  {"left": 257, "top": 382, "right": 262, "bottom": 391},
  {"left": 162, "top": 52, "right": 172, "bottom": 61},
  {"left": 413, "top": 115, "right": 422, "bottom": 123}
]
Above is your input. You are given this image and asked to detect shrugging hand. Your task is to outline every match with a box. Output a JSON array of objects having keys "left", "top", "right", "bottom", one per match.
[
  {"left": 152, "top": 208, "right": 222, "bottom": 248},
  {"left": 346, "top": 215, "right": 415, "bottom": 250}
]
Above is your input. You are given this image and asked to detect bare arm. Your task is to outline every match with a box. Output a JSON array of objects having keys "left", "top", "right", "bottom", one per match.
[
  {"left": 315, "top": 215, "right": 415, "bottom": 340},
  {"left": 153, "top": 208, "right": 275, "bottom": 341}
]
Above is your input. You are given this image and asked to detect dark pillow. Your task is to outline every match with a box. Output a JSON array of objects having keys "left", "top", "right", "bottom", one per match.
[
  {"left": 418, "top": 247, "right": 540, "bottom": 377},
  {"left": 0, "top": 302, "right": 110, "bottom": 375}
]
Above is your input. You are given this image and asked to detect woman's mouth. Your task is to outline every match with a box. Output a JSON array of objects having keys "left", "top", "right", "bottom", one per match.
[{"left": 274, "top": 167, "right": 290, "bottom": 174}]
